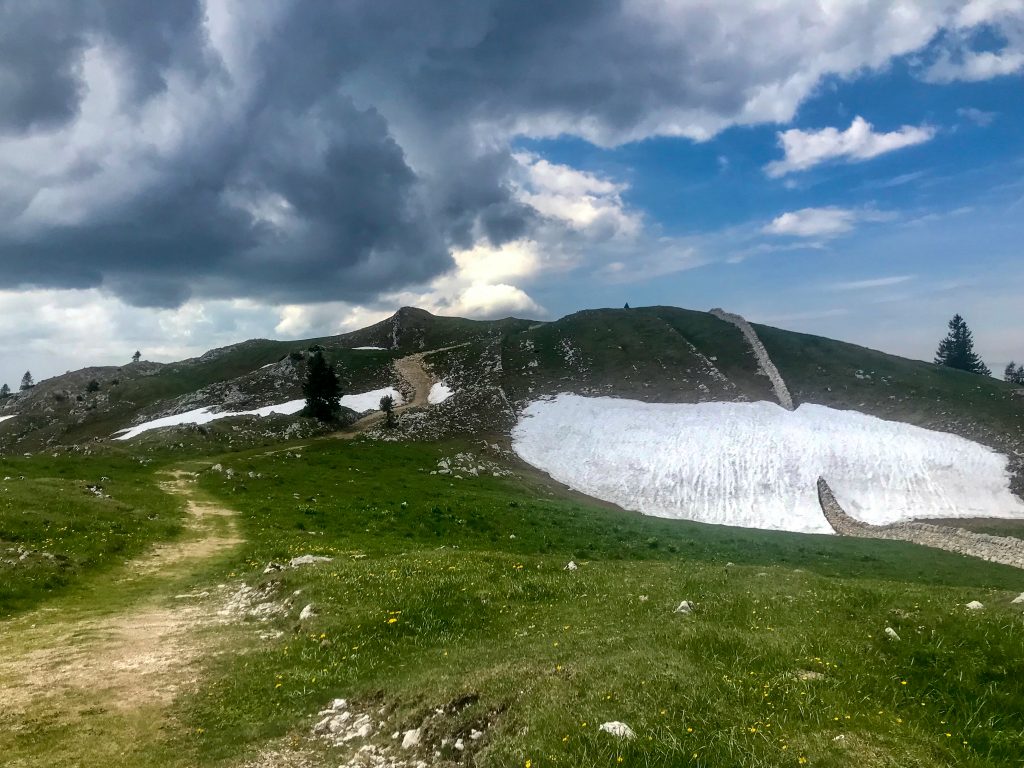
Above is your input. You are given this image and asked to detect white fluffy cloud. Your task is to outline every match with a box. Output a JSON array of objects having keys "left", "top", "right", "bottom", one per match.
[
  {"left": 763, "top": 208, "right": 860, "bottom": 238},
  {"left": 923, "top": 0, "right": 1024, "bottom": 82},
  {"left": 765, "top": 117, "right": 936, "bottom": 177},
  {"left": 513, "top": 153, "right": 641, "bottom": 238}
]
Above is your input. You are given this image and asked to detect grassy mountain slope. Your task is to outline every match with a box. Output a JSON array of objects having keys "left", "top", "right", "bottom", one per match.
[{"left": 757, "top": 324, "right": 1024, "bottom": 491}]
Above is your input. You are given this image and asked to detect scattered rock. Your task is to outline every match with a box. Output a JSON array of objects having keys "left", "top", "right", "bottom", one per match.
[
  {"left": 564, "top": 560, "right": 578, "bottom": 571},
  {"left": 299, "top": 603, "right": 316, "bottom": 621},
  {"left": 263, "top": 561, "right": 285, "bottom": 574},
  {"left": 290, "top": 554, "right": 333, "bottom": 568},
  {"left": 1011, "top": 592, "right": 1024, "bottom": 605},
  {"left": 599, "top": 721, "right": 636, "bottom": 740},
  {"left": 401, "top": 728, "right": 421, "bottom": 749},
  {"left": 674, "top": 600, "right": 695, "bottom": 615},
  {"left": 965, "top": 601, "right": 985, "bottom": 611},
  {"left": 884, "top": 627, "right": 901, "bottom": 641}
]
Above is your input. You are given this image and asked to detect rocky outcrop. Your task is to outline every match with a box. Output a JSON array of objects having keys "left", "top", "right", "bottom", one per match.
[
  {"left": 710, "top": 309, "right": 794, "bottom": 410},
  {"left": 817, "top": 477, "right": 1024, "bottom": 570}
]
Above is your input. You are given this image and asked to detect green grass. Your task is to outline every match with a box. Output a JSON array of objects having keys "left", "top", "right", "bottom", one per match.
[
  {"left": 0, "top": 453, "right": 184, "bottom": 617},
  {"left": 492, "top": 306, "right": 777, "bottom": 404},
  {"left": 160, "top": 437, "right": 1024, "bottom": 768}
]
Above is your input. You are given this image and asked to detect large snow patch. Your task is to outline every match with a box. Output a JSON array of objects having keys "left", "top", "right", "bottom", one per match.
[
  {"left": 512, "top": 394, "right": 1024, "bottom": 534},
  {"left": 114, "top": 387, "right": 404, "bottom": 441}
]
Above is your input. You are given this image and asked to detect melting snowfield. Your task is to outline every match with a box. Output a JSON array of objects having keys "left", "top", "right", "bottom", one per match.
[
  {"left": 512, "top": 394, "right": 1024, "bottom": 534},
  {"left": 114, "top": 387, "right": 404, "bottom": 441}
]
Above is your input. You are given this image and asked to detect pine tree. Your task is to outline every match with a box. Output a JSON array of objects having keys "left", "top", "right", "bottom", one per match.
[
  {"left": 934, "top": 314, "right": 990, "bottom": 375},
  {"left": 301, "top": 350, "right": 342, "bottom": 421},
  {"left": 0, "top": 383, "right": 9, "bottom": 398},
  {"left": 19, "top": 371, "right": 34, "bottom": 390},
  {"left": 132, "top": 350, "right": 141, "bottom": 363},
  {"left": 380, "top": 394, "right": 396, "bottom": 427}
]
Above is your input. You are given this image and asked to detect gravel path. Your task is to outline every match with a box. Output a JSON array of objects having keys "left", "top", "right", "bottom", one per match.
[{"left": 817, "top": 476, "right": 1024, "bottom": 570}]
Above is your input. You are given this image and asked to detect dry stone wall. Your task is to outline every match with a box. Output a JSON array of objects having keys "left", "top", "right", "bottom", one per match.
[
  {"left": 710, "top": 308, "right": 794, "bottom": 410},
  {"left": 817, "top": 477, "right": 1024, "bottom": 570}
]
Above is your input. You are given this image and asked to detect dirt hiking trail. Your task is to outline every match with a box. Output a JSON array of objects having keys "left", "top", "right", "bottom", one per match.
[
  {"left": 337, "top": 344, "right": 466, "bottom": 438},
  {"left": 0, "top": 472, "right": 242, "bottom": 767}
]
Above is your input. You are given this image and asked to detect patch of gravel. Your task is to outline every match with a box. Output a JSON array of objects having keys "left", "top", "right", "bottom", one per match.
[
  {"left": 817, "top": 477, "right": 1024, "bottom": 570},
  {"left": 710, "top": 308, "right": 794, "bottom": 410}
]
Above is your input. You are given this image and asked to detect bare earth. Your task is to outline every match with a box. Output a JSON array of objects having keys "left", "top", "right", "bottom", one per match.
[
  {"left": 0, "top": 472, "right": 242, "bottom": 767},
  {"left": 338, "top": 345, "right": 464, "bottom": 438}
]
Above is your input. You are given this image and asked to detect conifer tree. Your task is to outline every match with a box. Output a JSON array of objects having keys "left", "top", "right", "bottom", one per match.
[
  {"left": 19, "top": 371, "right": 34, "bottom": 390},
  {"left": 132, "top": 350, "right": 141, "bottom": 363},
  {"left": 0, "top": 383, "right": 9, "bottom": 398},
  {"left": 934, "top": 314, "right": 990, "bottom": 375},
  {"left": 301, "top": 350, "right": 342, "bottom": 421},
  {"left": 380, "top": 394, "right": 396, "bottom": 427}
]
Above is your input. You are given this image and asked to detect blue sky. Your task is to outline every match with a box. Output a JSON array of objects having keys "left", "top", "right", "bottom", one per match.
[
  {"left": 520, "top": 59, "right": 1023, "bottom": 369},
  {"left": 0, "top": 1, "right": 1021, "bottom": 386}
]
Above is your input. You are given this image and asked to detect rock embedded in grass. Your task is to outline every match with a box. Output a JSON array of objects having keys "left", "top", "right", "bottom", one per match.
[
  {"left": 675, "top": 600, "right": 695, "bottom": 615},
  {"left": 965, "top": 601, "right": 985, "bottom": 611},
  {"left": 401, "top": 728, "right": 421, "bottom": 748},
  {"left": 289, "top": 554, "right": 333, "bottom": 567},
  {"left": 599, "top": 721, "right": 636, "bottom": 739},
  {"left": 885, "top": 627, "right": 901, "bottom": 641}
]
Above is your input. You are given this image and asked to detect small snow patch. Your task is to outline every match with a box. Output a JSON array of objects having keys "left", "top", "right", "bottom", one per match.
[
  {"left": 428, "top": 381, "right": 455, "bottom": 405},
  {"left": 341, "top": 387, "right": 405, "bottom": 413}
]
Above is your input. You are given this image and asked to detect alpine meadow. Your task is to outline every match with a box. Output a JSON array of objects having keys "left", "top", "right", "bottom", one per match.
[{"left": 2, "top": 3, "right": 1024, "bottom": 768}]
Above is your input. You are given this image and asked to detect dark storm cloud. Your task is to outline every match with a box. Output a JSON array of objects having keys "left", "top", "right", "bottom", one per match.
[{"left": 0, "top": 1, "right": 968, "bottom": 308}]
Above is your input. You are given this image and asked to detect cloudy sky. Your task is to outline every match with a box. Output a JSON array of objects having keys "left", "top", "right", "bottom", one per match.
[{"left": 1, "top": 0, "right": 1022, "bottom": 387}]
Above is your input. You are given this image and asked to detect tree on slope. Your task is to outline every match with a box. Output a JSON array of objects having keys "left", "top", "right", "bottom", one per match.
[
  {"left": 132, "top": 350, "right": 141, "bottom": 363},
  {"left": 1006, "top": 362, "right": 1024, "bottom": 385},
  {"left": 380, "top": 394, "right": 396, "bottom": 427},
  {"left": 19, "top": 371, "right": 34, "bottom": 390},
  {"left": 934, "top": 314, "right": 990, "bottom": 376},
  {"left": 302, "top": 350, "right": 342, "bottom": 422},
  {"left": 0, "top": 383, "right": 9, "bottom": 398}
]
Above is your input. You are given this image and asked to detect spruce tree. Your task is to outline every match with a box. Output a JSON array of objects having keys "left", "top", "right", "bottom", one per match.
[
  {"left": 934, "top": 314, "right": 990, "bottom": 375},
  {"left": 301, "top": 350, "right": 342, "bottom": 421},
  {"left": 0, "top": 383, "right": 9, "bottom": 398},
  {"left": 379, "top": 394, "right": 396, "bottom": 427},
  {"left": 19, "top": 371, "right": 34, "bottom": 390},
  {"left": 132, "top": 350, "right": 141, "bottom": 363}
]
